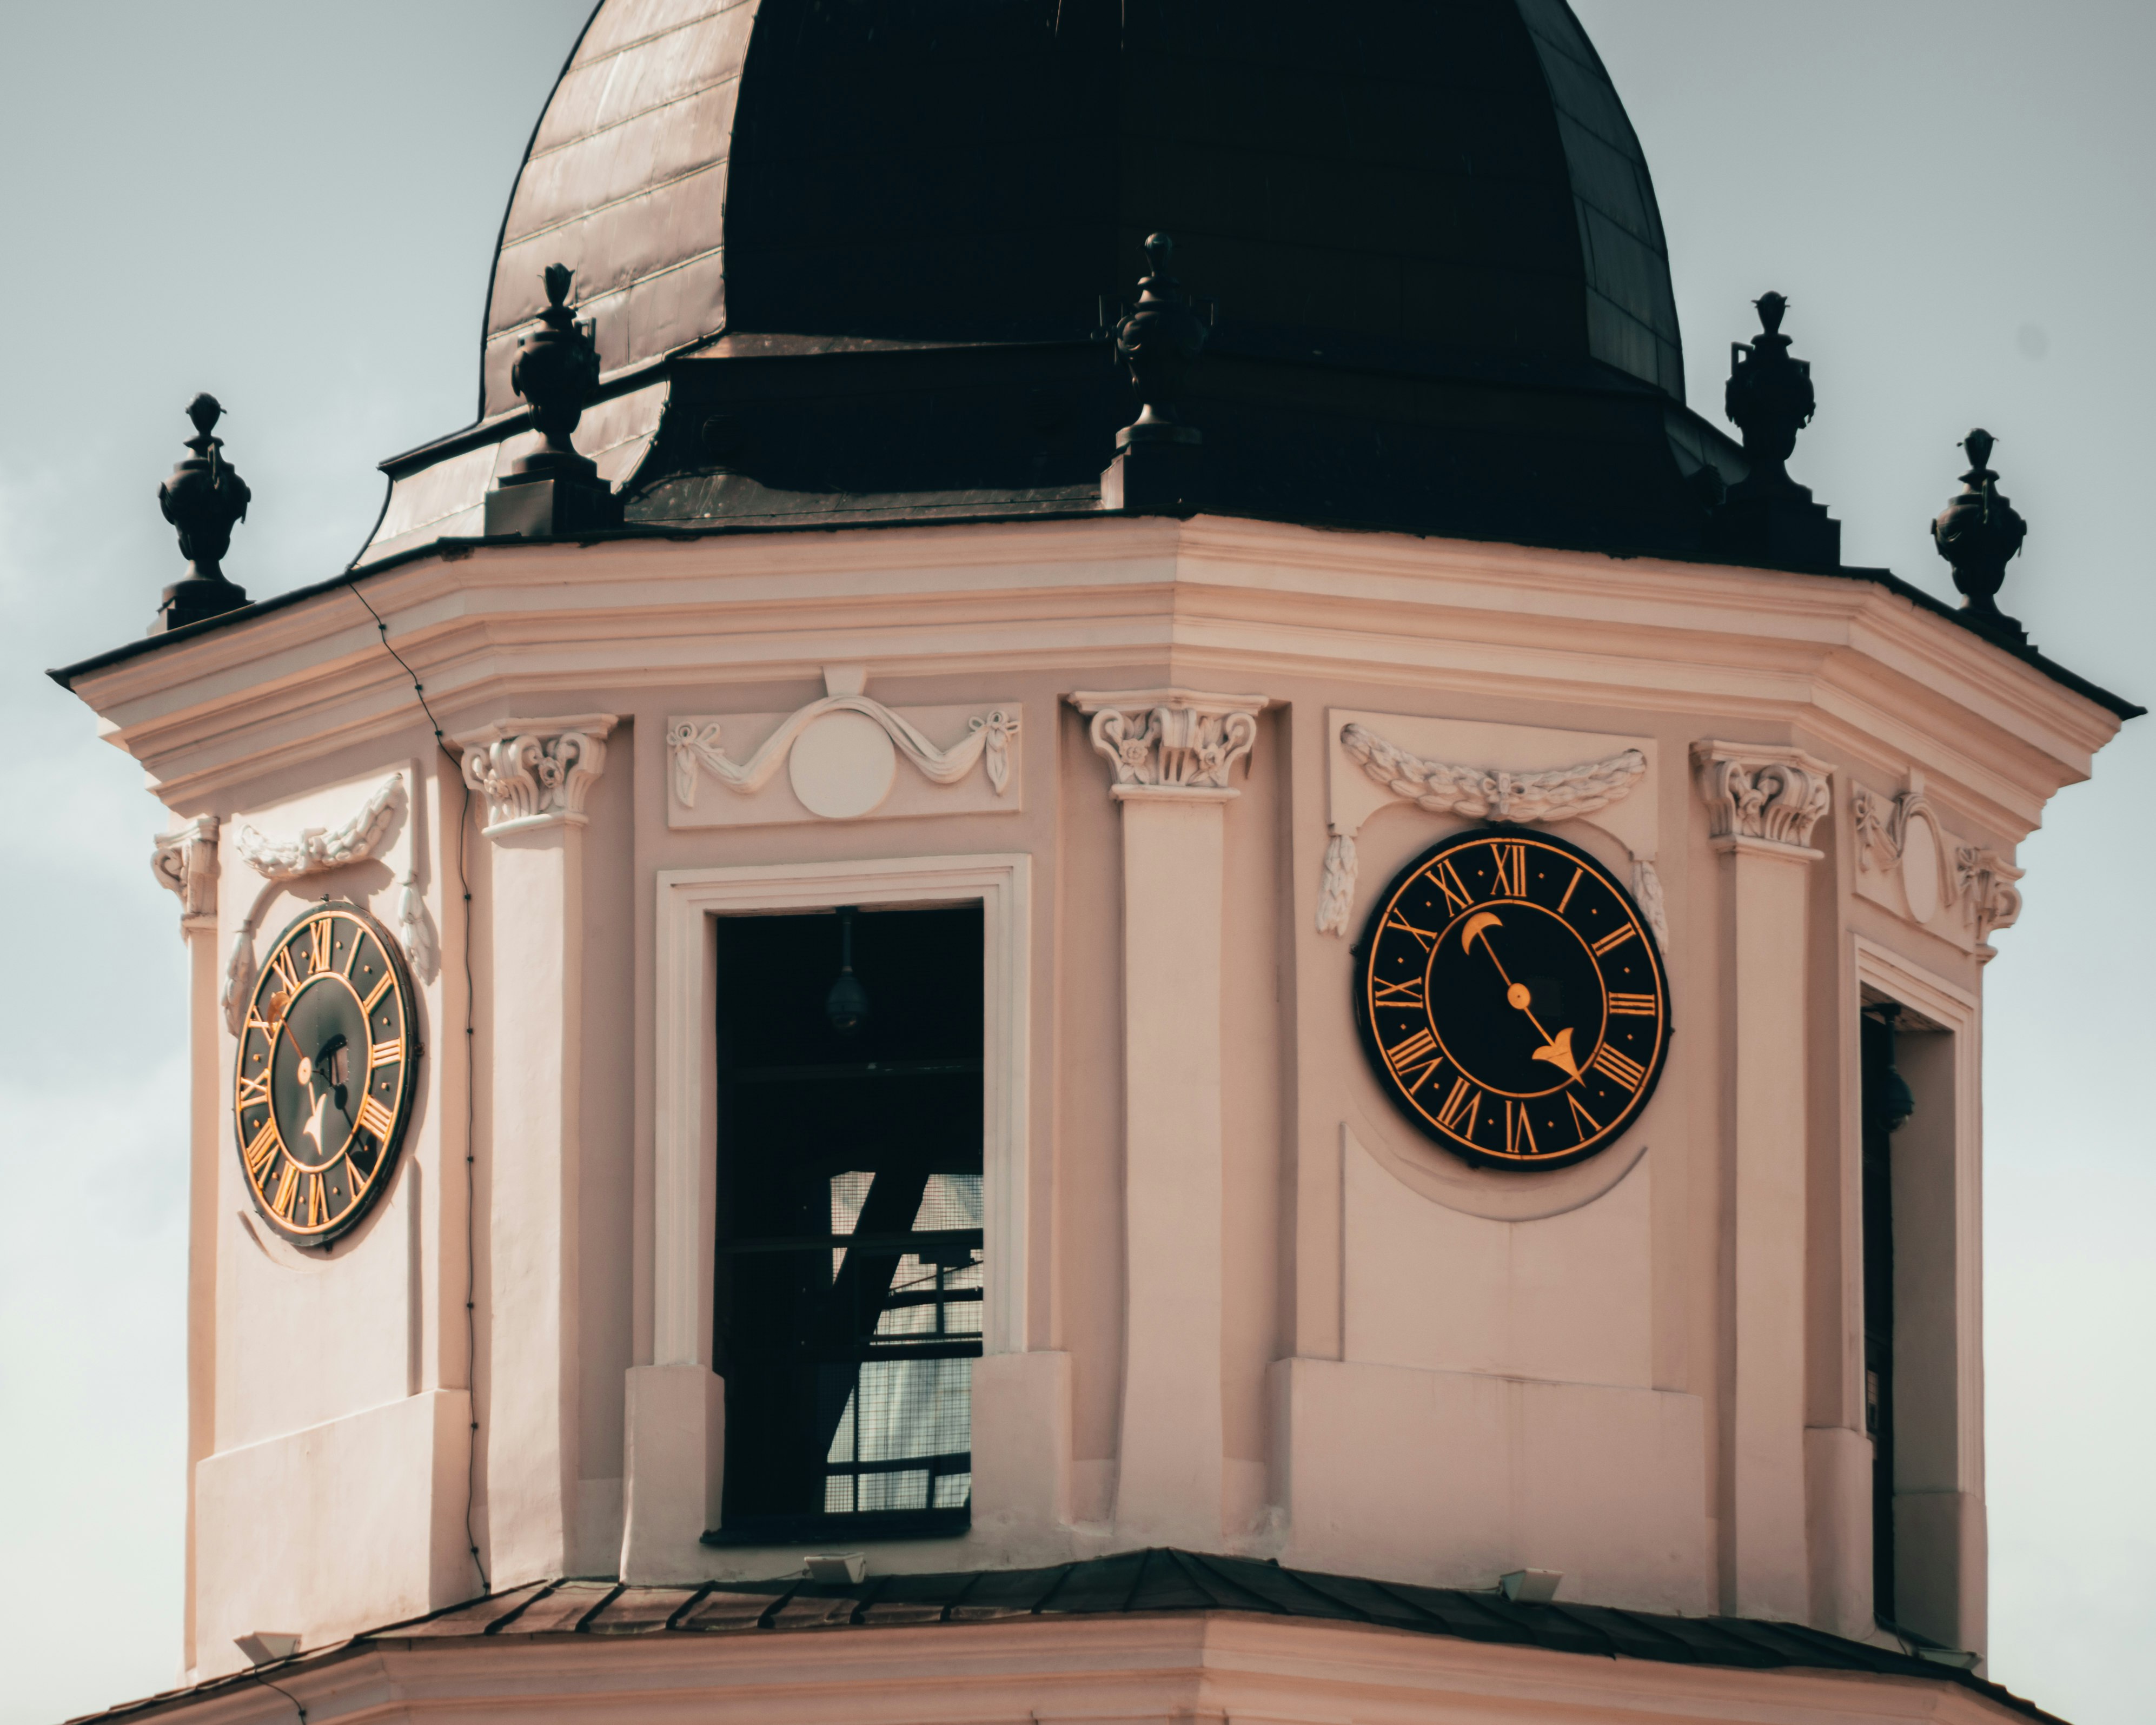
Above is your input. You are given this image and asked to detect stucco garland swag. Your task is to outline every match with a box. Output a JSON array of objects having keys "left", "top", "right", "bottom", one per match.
[
  {"left": 1318, "top": 725, "right": 1666, "bottom": 945},
  {"left": 220, "top": 773, "right": 434, "bottom": 1033},
  {"left": 668, "top": 696, "right": 1017, "bottom": 808}
]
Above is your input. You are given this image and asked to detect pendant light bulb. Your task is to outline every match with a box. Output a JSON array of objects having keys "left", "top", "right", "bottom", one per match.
[{"left": 825, "top": 905, "right": 871, "bottom": 1036}]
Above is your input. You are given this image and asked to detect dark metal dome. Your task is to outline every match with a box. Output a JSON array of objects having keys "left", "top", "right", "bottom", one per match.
[
  {"left": 463, "top": 0, "right": 1738, "bottom": 556},
  {"left": 486, "top": 0, "right": 1681, "bottom": 413}
]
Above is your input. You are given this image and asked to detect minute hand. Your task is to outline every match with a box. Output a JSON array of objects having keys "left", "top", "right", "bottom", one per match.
[{"left": 1461, "top": 912, "right": 1584, "bottom": 1083}]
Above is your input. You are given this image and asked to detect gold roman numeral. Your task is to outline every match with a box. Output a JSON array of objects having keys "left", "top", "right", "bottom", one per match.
[
  {"left": 1505, "top": 1099, "right": 1538, "bottom": 1158},
  {"left": 357, "top": 1093, "right": 397, "bottom": 1142},
  {"left": 1489, "top": 844, "right": 1528, "bottom": 898},
  {"left": 1372, "top": 976, "right": 1426, "bottom": 1010},
  {"left": 343, "top": 1152, "right": 371, "bottom": 1202},
  {"left": 243, "top": 1116, "right": 280, "bottom": 1178},
  {"left": 1607, "top": 992, "right": 1656, "bottom": 1016},
  {"left": 1590, "top": 924, "right": 1638, "bottom": 958},
  {"left": 306, "top": 1174, "right": 326, "bottom": 1228},
  {"left": 1429, "top": 860, "right": 1475, "bottom": 916},
  {"left": 1590, "top": 1043, "right": 1648, "bottom": 1090},
  {"left": 236, "top": 1072, "right": 270, "bottom": 1106},
  {"left": 1556, "top": 867, "right": 1583, "bottom": 915},
  {"left": 361, "top": 971, "right": 395, "bottom": 1013},
  {"left": 1436, "top": 1076, "right": 1482, "bottom": 1138},
  {"left": 342, "top": 927, "right": 363, "bottom": 977},
  {"left": 1382, "top": 911, "right": 1439, "bottom": 952},
  {"left": 268, "top": 947, "right": 301, "bottom": 994},
  {"left": 1567, "top": 1093, "right": 1604, "bottom": 1138},
  {"left": 369, "top": 1038, "right": 403, "bottom": 1071},
  {"left": 309, "top": 918, "right": 334, "bottom": 974},
  {"left": 1385, "top": 1026, "right": 1444, "bottom": 1093},
  {"left": 271, "top": 1159, "right": 301, "bottom": 1219}
]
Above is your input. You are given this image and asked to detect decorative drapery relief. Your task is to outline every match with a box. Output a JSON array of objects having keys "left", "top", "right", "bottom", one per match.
[
  {"left": 669, "top": 698, "right": 1015, "bottom": 808},
  {"left": 456, "top": 714, "right": 617, "bottom": 837},
  {"left": 1851, "top": 781, "right": 2023, "bottom": 956},
  {"left": 221, "top": 772, "right": 424, "bottom": 1033},
  {"left": 1069, "top": 688, "right": 1269, "bottom": 796},
  {"left": 151, "top": 815, "right": 220, "bottom": 928},
  {"left": 1691, "top": 741, "right": 1833, "bottom": 854},
  {"left": 1342, "top": 724, "right": 1648, "bottom": 825},
  {"left": 235, "top": 775, "right": 401, "bottom": 879},
  {"left": 1317, "top": 723, "right": 1661, "bottom": 941}
]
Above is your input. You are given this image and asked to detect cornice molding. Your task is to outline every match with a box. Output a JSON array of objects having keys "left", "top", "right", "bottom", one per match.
[
  {"left": 1692, "top": 740, "right": 1833, "bottom": 859},
  {"left": 58, "top": 520, "right": 2122, "bottom": 832},
  {"left": 455, "top": 714, "right": 618, "bottom": 837},
  {"left": 1069, "top": 687, "right": 1269, "bottom": 799},
  {"left": 151, "top": 815, "right": 219, "bottom": 930}
]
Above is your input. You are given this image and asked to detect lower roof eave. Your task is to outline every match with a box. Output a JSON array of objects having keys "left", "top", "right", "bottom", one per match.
[{"left": 67, "top": 1552, "right": 2063, "bottom": 1725}]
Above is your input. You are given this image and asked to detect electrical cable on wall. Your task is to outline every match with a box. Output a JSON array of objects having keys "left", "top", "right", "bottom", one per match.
[{"left": 344, "top": 578, "right": 489, "bottom": 1596}]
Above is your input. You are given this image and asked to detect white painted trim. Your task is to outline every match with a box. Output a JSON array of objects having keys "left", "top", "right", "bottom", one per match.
[
  {"left": 653, "top": 854, "right": 1031, "bottom": 1365},
  {"left": 1851, "top": 936, "right": 1982, "bottom": 1495}
]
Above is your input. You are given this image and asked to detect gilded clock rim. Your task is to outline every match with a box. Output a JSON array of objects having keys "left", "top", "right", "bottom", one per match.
[
  {"left": 1351, "top": 826, "right": 1671, "bottom": 1172},
  {"left": 232, "top": 900, "right": 419, "bottom": 1245}
]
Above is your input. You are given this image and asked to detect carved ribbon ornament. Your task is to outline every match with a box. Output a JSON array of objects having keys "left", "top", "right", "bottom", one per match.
[{"left": 668, "top": 696, "right": 1016, "bottom": 809}]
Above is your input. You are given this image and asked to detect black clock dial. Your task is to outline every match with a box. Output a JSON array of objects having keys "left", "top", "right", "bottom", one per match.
[
  {"left": 1354, "top": 827, "right": 1671, "bottom": 1170},
  {"left": 233, "top": 903, "right": 417, "bottom": 1243}
]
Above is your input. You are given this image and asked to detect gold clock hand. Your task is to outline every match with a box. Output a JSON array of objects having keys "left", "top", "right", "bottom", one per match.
[{"left": 1465, "top": 917, "right": 1586, "bottom": 1082}]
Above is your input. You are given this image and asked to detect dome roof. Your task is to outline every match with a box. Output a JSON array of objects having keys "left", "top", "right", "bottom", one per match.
[{"left": 482, "top": 0, "right": 1683, "bottom": 419}]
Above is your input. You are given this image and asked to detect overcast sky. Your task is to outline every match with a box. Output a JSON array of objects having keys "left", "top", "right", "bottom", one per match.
[{"left": 2, "top": 5, "right": 2150, "bottom": 1723}]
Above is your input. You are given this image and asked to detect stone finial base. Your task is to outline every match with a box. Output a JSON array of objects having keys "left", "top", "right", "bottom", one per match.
[
  {"left": 153, "top": 572, "right": 249, "bottom": 634},
  {"left": 485, "top": 471, "right": 623, "bottom": 540},
  {"left": 1707, "top": 484, "right": 1841, "bottom": 572},
  {"left": 1100, "top": 439, "right": 1202, "bottom": 516}
]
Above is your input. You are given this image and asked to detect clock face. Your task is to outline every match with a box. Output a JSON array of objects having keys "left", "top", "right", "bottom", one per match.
[
  {"left": 233, "top": 903, "right": 417, "bottom": 1243},
  {"left": 1354, "top": 828, "right": 1671, "bottom": 1170}
]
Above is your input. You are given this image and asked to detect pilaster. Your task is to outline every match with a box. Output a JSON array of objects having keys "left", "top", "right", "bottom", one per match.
[
  {"left": 1694, "top": 740, "right": 1832, "bottom": 1622},
  {"left": 153, "top": 816, "right": 220, "bottom": 1676},
  {"left": 458, "top": 715, "right": 616, "bottom": 1587},
  {"left": 1071, "top": 689, "right": 1267, "bottom": 1547}
]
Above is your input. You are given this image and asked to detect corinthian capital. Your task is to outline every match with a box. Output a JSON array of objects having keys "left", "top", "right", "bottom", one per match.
[
  {"left": 1691, "top": 740, "right": 1833, "bottom": 857},
  {"left": 1069, "top": 688, "right": 1270, "bottom": 799},
  {"left": 151, "top": 815, "right": 220, "bottom": 928},
  {"left": 455, "top": 714, "right": 619, "bottom": 837}
]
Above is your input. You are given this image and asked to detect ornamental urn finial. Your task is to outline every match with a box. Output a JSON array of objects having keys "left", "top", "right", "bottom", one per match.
[
  {"left": 486, "top": 264, "right": 624, "bottom": 538},
  {"left": 1113, "top": 234, "right": 1208, "bottom": 449},
  {"left": 152, "top": 392, "right": 251, "bottom": 633},
  {"left": 508, "top": 263, "right": 602, "bottom": 477},
  {"left": 1723, "top": 291, "right": 1816, "bottom": 490},
  {"left": 1932, "top": 428, "right": 2028, "bottom": 642}
]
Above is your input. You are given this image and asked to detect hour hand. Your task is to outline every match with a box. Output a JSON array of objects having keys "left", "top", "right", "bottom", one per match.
[{"left": 1530, "top": 1025, "right": 1583, "bottom": 1082}]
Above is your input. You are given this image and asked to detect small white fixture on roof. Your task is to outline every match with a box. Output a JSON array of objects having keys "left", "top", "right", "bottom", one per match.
[
  {"left": 1499, "top": 1570, "right": 1563, "bottom": 1604},
  {"left": 235, "top": 1632, "right": 301, "bottom": 1664},
  {"left": 804, "top": 1552, "right": 868, "bottom": 1584}
]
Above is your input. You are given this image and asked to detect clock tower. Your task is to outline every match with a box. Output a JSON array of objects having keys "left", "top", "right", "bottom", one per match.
[{"left": 56, "top": 3, "right": 2131, "bottom": 1722}]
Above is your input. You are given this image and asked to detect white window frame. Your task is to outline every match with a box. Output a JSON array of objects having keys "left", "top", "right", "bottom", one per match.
[{"left": 653, "top": 855, "right": 1031, "bottom": 1371}]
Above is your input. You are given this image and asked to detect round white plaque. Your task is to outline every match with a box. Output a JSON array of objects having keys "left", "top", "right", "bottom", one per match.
[{"left": 789, "top": 711, "right": 898, "bottom": 819}]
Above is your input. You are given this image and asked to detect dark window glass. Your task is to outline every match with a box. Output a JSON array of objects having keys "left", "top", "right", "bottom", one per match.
[
  {"left": 709, "top": 905, "right": 984, "bottom": 1544},
  {"left": 1860, "top": 1007, "right": 1899, "bottom": 1624}
]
